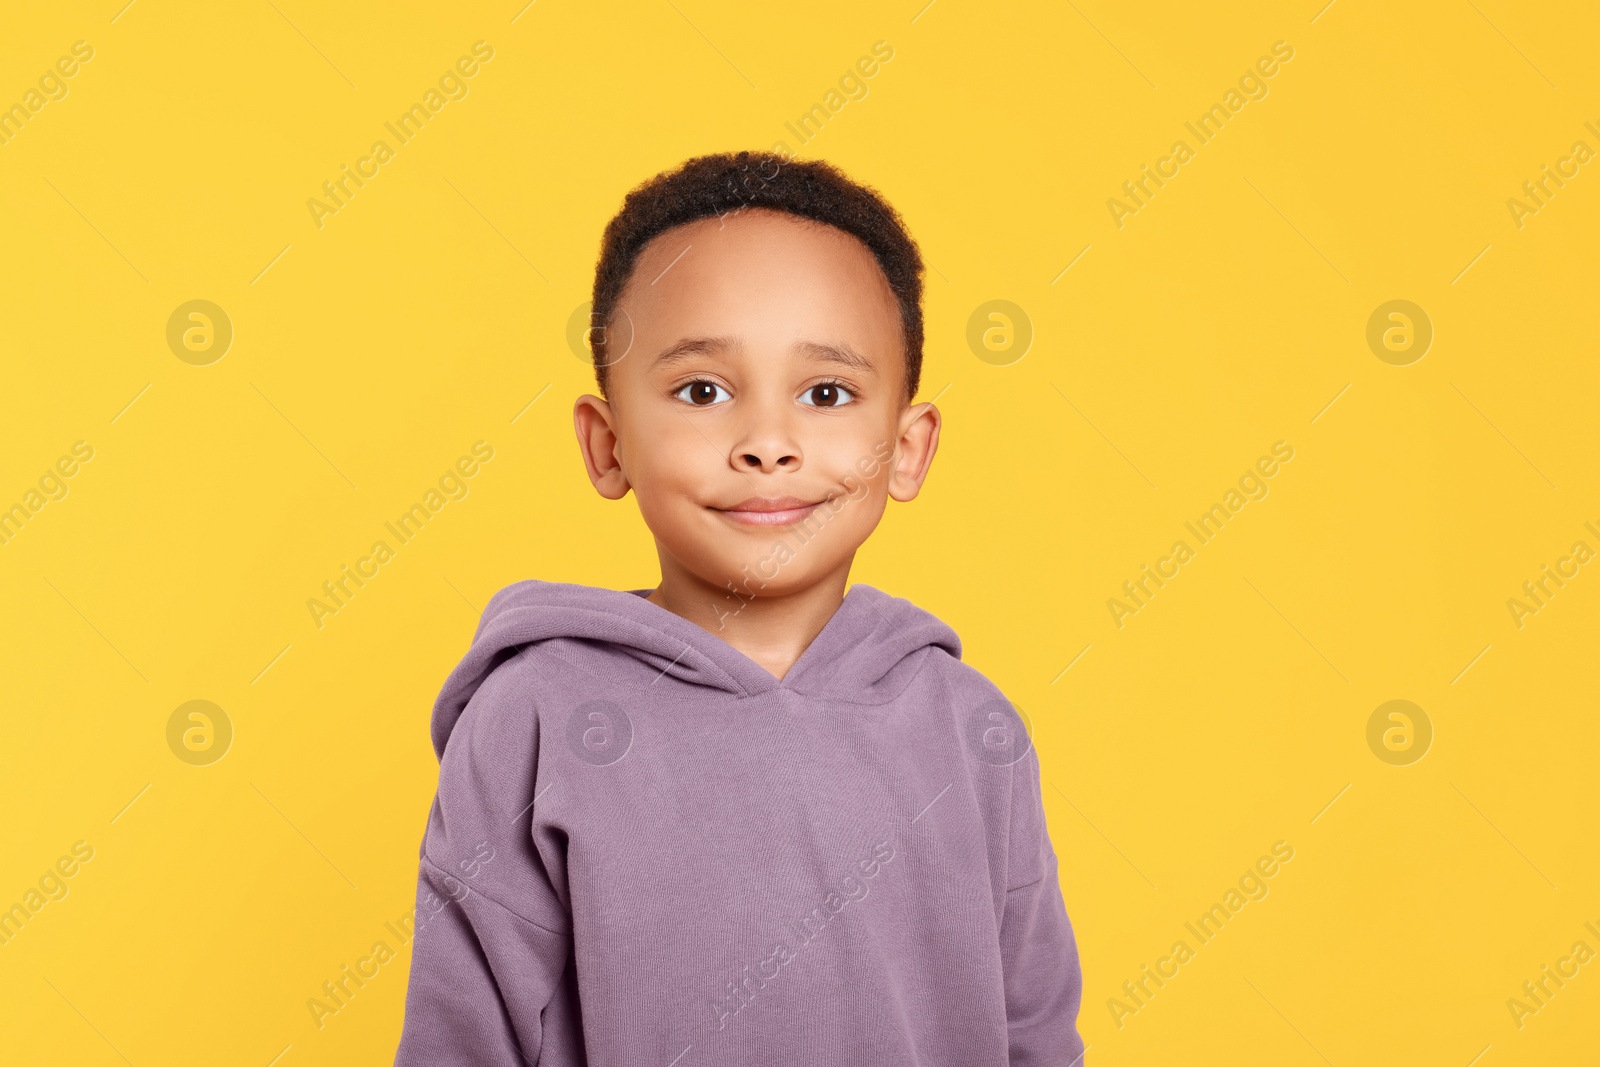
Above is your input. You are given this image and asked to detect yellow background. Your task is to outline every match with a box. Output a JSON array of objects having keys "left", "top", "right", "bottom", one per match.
[{"left": 2, "top": 0, "right": 1596, "bottom": 1063}]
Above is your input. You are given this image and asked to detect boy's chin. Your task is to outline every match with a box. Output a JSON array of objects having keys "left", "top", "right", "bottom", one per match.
[{"left": 687, "top": 548, "right": 853, "bottom": 600}]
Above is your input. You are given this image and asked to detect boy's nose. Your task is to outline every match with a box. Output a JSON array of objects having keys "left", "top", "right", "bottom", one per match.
[
  {"left": 731, "top": 420, "right": 802, "bottom": 472},
  {"left": 739, "top": 449, "right": 798, "bottom": 471}
]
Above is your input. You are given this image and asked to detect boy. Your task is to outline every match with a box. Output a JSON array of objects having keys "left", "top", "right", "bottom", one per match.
[{"left": 394, "top": 151, "right": 1086, "bottom": 1065}]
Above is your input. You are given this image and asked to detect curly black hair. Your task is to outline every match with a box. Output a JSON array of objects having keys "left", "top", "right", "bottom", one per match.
[{"left": 588, "top": 151, "right": 925, "bottom": 402}]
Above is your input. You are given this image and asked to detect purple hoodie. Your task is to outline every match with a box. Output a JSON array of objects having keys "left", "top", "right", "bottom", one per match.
[{"left": 393, "top": 579, "right": 1086, "bottom": 1066}]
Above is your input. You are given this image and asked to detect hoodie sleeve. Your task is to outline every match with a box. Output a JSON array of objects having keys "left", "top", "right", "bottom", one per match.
[
  {"left": 394, "top": 658, "right": 573, "bottom": 1066},
  {"left": 999, "top": 745, "right": 1087, "bottom": 1066}
]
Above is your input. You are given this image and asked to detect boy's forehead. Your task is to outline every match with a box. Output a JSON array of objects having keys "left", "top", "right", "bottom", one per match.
[
  {"left": 617, "top": 208, "right": 903, "bottom": 348},
  {"left": 632, "top": 208, "right": 876, "bottom": 285}
]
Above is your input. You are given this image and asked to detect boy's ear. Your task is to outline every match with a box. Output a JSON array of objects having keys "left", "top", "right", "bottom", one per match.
[
  {"left": 572, "top": 395, "right": 632, "bottom": 500},
  {"left": 887, "top": 401, "right": 941, "bottom": 502}
]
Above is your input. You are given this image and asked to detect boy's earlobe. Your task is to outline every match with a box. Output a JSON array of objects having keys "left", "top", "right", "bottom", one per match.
[
  {"left": 887, "top": 402, "right": 941, "bottom": 503},
  {"left": 572, "top": 395, "right": 632, "bottom": 500}
]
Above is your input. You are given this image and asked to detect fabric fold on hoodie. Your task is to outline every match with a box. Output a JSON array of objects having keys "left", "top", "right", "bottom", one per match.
[
  {"left": 430, "top": 579, "right": 964, "bottom": 754},
  {"left": 395, "top": 578, "right": 1085, "bottom": 1067}
]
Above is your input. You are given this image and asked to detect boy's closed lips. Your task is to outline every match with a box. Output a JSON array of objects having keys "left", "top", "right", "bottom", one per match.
[{"left": 712, "top": 494, "right": 824, "bottom": 526}]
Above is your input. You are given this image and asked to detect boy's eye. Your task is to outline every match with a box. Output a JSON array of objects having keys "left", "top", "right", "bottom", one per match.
[
  {"left": 800, "top": 382, "right": 855, "bottom": 407},
  {"left": 673, "top": 380, "right": 731, "bottom": 406}
]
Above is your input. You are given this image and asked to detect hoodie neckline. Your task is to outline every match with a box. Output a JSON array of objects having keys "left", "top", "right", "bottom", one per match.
[
  {"left": 619, "top": 582, "right": 887, "bottom": 697},
  {"left": 432, "top": 578, "right": 964, "bottom": 754}
]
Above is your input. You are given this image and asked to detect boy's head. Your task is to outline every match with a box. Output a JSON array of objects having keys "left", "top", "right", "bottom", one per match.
[
  {"left": 572, "top": 151, "right": 941, "bottom": 607},
  {"left": 586, "top": 151, "right": 926, "bottom": 401}
]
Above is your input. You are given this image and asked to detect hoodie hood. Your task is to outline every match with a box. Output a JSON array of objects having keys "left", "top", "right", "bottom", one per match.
[{"left": 430, "top": 579, "right": 962, "bottom": 756}]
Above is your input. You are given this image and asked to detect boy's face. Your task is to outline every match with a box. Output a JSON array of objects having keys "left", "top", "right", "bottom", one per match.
[{"left": 573, "top": 207, "right": 939, "bottom": 604}]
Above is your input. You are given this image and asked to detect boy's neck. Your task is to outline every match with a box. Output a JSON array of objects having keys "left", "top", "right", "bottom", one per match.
[{"left": 646, "top": 554, "right": 853, "bottom": 682}]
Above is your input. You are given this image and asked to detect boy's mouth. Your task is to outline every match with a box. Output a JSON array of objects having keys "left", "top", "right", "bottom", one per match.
[{"left": 712, "top": 495, "right": 824, "bottom": 527}]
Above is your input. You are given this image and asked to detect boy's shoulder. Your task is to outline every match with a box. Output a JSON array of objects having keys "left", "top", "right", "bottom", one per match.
[
  {"left": 926, "top": 650, "right": 1034, "bottom": 757},
  {"left": 860, "top": 584, "right": 1028, "bottom": 709},
  {"left": 875, "top": 587, "right": 1038, "bottom": 764}
]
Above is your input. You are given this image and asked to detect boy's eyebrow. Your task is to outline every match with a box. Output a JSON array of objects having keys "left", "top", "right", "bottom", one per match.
[
  {"left": 651, "top": 336, "right": 737, "bottom": 370},
  {"left": 650, "top": 337, "right": 878, "bottom": 375},
  {"left": 793, "top": 340, "right": 876, "bottom": 375}
]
